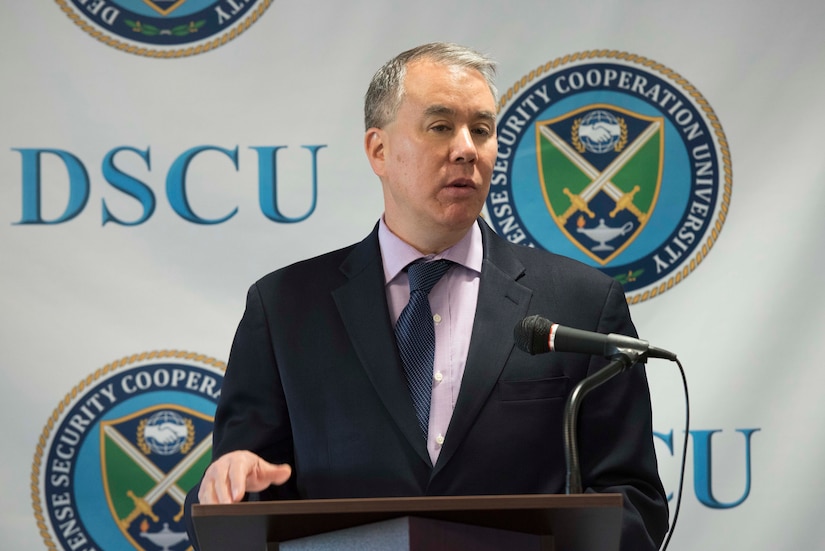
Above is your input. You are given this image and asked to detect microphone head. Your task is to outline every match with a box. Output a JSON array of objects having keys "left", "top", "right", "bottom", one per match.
[{"left": 513, "top": 315, "right": 553, "bottom": 355}]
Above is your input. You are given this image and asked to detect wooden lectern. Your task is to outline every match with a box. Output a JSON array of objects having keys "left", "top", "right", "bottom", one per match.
[{"left": 191, "top": 493, "right": 622, "bottom": 551}]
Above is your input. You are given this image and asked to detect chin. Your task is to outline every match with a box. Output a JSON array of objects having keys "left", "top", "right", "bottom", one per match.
[{"left": 439, "top": 213, "right": 480, "bottom": 233}]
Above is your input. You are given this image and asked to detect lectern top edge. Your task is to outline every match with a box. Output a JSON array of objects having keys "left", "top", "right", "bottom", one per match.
[{"left": 192, "top": 493, "right": 623, "bottom": 518}]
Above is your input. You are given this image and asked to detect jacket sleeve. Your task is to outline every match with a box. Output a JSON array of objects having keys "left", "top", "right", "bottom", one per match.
[
  {"left": 184, "top": 284, "right": 298, "bottom": 548},
  {"left": 578, "top": 279, "right": 670, "bottom": 551}
]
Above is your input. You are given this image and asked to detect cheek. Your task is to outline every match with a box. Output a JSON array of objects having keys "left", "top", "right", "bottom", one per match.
[
  {"left": 476, "top": 159, "right": 496, "bottom": 184},
  {"left": 394, "top": 140, "right": 430, "bottom": 163},
  {"left": 390, "top": 140, "right": 423, "bottom": 173},
  {"left": 393, "top": 148, "right": 437, "bottom": 183},
  {"left": 479, "top": 141, "right": 498, "bottom": 167}
]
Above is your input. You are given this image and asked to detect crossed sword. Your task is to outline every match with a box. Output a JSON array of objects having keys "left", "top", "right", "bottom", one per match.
[
  {"left": 540, "top": 119, "right": 661, "bottom": 224},
  {"left": 103, "top": 424, "right": 212, "bottom": 529}
]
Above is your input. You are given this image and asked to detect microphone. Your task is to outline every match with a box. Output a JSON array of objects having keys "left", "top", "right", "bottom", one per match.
[{"left": 514, "top": 314, "right": 677, "bottom": 361}]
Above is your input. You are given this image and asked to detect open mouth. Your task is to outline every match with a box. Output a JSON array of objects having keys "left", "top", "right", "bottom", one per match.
[{"left": 446, "top": 178, "right": 476, "bottom": 189}]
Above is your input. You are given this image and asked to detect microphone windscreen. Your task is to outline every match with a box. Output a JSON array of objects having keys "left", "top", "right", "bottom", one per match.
[{"left": 513, "top": 315, "right": 553, "bottom": 355}]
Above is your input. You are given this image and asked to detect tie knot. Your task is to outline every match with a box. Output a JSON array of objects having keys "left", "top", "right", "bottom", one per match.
[{"left": 407, "top": 259, "right": 452, "bottom": 294}]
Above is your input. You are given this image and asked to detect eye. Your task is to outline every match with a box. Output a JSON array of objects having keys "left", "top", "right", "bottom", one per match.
[
  {"left": 472, "top": 126, "right": 493, "bottom": 137},
  {"left": 430, "top": 123, "right": 452, "bottom": 133}
]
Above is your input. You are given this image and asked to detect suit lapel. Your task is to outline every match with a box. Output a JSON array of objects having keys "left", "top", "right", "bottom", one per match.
[
  {"left": 432, "top": 221, "right": 533, "bottom": 476},
  {"left": 331, "top": 226, "right": 431, "bottom": 465}
]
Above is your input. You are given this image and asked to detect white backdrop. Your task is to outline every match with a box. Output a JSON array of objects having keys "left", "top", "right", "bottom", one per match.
[{"left": 2, "top": 1, "right": 824, "bottom": 549}]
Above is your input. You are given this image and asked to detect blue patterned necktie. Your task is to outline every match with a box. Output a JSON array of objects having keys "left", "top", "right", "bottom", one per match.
[{"left": 395, "top": 259, "right": 453, "bottom": 438}]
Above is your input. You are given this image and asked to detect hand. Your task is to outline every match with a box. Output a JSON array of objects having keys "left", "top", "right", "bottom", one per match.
[
  {"left": 198, "top": 450, "right": 292, "bottom": 504},
  {"left": 579, "top": 122, "right": 619, "bottom": 143}
]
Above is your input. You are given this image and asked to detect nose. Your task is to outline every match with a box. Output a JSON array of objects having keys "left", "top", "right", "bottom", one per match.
[{"left": 450, "top": 127, "right": 477, "bottom": 164}]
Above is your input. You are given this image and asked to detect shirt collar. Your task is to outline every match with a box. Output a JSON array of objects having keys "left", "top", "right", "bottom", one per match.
[{"left": 378, "top": 217, "right": 483, "bottom": 285}]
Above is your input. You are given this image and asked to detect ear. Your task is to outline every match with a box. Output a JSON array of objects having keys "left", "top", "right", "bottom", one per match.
[{"left": 364, "top": 128, "right": 386, "bottom": 177}]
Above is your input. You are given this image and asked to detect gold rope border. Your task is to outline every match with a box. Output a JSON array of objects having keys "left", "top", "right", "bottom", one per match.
[
  {"left": 31, "top": 350, "right": 226, "bottom": 549},
  {"left": 497, "top": 50, "right": 733, "bottom": 304},
  {"left": 54, "top": 0, "right": 273, "bottom": 58}
]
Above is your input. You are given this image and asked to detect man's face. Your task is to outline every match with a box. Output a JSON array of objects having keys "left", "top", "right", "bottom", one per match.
[{"left": 365, "top": 60, "right": 498, "bottom": 253}]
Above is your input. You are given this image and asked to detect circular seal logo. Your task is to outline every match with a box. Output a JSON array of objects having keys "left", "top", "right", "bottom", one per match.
[
  {"left": 32, "top": 350, "right": 224, "bottom": 550},
  {"left": 56, "top": 0, "right": 274, "bottom": 58},
  {"left": 486, "top": 51, "right": 732, "bottom": 303}
]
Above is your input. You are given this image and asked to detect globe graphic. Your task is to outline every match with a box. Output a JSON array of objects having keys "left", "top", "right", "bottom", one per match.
[
  {"left": 578, "top": 110, "right": 621, "bottom": 153},
  {"left": 143, "top": 410, "right": 188, "bottom": 455}
]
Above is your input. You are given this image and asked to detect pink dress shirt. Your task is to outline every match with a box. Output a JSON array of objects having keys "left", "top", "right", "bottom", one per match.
[{"left": 378, "top": 218, "right": 483, "bottom": 465}]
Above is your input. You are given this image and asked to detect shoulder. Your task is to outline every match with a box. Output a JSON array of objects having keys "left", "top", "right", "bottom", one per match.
[
  {"left": 482, "top": 225, "right": 630, "bottom": 331},
  {"left": 482, "top": 220, "right": 619, "bottom": 292},
  {"left": 254, "top": 242, "right": 358, "bottom": 293},
  {"left": 252, "top": 224, "right": 382, "bottom": 295},
  {"left": 518, "top": 242, "right": 616, "bottom": 287}
]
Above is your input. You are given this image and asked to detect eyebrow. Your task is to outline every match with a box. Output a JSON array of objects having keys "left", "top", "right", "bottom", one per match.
[{"left": 423, "top": 104, "right": 497, "bottom": 123}]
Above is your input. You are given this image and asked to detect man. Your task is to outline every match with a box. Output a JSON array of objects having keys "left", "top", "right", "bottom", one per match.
[{"left": 186, "top": 42, "right": 668, "bottom": 550}]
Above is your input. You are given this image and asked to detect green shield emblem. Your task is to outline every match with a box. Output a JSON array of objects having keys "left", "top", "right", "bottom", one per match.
[
  {"left": 536, "top": 105, "right": 664, "bottom": 265},
  {"left": 100, "top": 404, "right": 213, "bottom": 550}
]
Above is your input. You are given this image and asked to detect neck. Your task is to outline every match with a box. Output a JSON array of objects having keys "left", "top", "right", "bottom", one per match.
[{"left": 384, "top": 219, "right": 473, "bottom": 255}]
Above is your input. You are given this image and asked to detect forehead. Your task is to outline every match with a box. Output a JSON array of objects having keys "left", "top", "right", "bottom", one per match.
[{"left": 401, "top": 60, "right": 496, "bottom": 114}]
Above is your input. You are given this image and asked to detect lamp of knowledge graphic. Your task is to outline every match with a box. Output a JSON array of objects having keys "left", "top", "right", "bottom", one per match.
[
  {"left": 140, "top": 523, "right": 188, "bottom": 551},
  {"left": 577, "top": 218, "right": 635, "bottom": 251}
]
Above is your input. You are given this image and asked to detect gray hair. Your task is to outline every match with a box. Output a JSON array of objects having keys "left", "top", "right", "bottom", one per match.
[{"left": 364, "top": 42, "right": 498, "bottom": 130}]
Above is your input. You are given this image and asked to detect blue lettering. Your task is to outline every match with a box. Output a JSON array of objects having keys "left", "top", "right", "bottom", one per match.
[
  {"left": 12, "top": 144, "right": 326, "bottom": 225},
  {"left": 691, "top": 428, "right": 760, "bottom": 509},
  {"left": 14, "top": 148, "right": 90, "bottom": 224},
  {"left": 101, "top": 146, "right": 156, "bottom": 226},
  {"left": 166, "top": 146, "right": 239, "bottom": 224},
  {"left": 252, "top": 145, "right": 325, "bottom": 223}
]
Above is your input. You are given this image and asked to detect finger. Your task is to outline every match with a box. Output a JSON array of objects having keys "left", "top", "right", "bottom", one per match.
[
  {"left": 198, "top": 478, "right": 217, "bottom": 505},
  {"left": 200, "top": 459, "right": 233, "bottom": 504},
  {"left": 213, "top": 470, "right": 235, "bottom": 504},
  {"left": 226, "top": 456, "right": 251, "bottom": 502}
]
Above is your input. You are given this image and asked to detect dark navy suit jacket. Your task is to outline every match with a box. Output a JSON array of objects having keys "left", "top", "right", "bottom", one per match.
[{"left": 185, "top": 220, "right": 668, "bottom": 550}]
